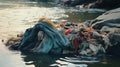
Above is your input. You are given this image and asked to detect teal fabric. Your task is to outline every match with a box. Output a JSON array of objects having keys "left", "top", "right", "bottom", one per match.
[
  {"left": 19, "top": 21, "right": 70, "bottom": 54},
  {"left": 79, "top": 41, "right": 89, "bottom": 50}
]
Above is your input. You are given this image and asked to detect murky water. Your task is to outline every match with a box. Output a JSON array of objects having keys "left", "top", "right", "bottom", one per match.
[{"left": 0, "top": 0, "right": 120, "bottom": 67}]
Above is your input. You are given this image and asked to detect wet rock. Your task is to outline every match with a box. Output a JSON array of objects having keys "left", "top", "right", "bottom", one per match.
[
  {"left": 108, "top": 30, "right": 120, "bottom": 46},
  {"left": 87, "top": 0, "right": 103, "bottom": 9},
  {"left": 60, "top": 0, "right": 96, "bottom": 7},
  {"left": 96, "top": 0, "right": 120, "bottom": 9},
  {"left": 91, "top": 8, "right": 120, "bottom": 32},
  {"left": 106, "top": 30, "right": 120, "bottom": 56},
  {"left": 8, "top": 42, "right": 20, "bottom": 50},
  {"left": 75, "top": 0, "right": 120, "bottom": 9},
  {"left": 5, "top": 34, "right": 23, "bottom": 50}
]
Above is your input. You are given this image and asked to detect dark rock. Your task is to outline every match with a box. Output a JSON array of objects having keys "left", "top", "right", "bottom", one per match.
[
  {"left": 60, "top": 0, "right": 96, "bottom": 7},
  {"left": 5, "top": 34, "right": 23, "bottom": 50},
  {"left": 106, "top": 44, "right": 120, "bottom": 56},
  {"left": 98, "top": 0, "right": 120, "bottom": 9},
  {"left": 87, "top": 0, "right": 103, "bottom": 9},
  {"left": 108, "top": 30, "right": 120, "bottom": 46},
  {"left": 74, "top": 0, "right": 119, "bottom": 10},
  {"left": 106, "top": 30, "right": 120, "bottom": 56},
  {"left": 83, "top": 0, "right": 120, "bottom": 9},
  {"left": 8, "top": 42, "right": 20, "bottom": 50}
]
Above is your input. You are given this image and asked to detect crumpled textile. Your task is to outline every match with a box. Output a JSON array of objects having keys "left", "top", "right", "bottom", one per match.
[{"left": 19, "top": 21, "right": 70, "bottom": 54}]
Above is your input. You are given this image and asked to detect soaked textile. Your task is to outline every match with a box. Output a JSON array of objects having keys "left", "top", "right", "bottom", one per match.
[{"left": 19, "top": 21, "right": 70, "bottom": 54}]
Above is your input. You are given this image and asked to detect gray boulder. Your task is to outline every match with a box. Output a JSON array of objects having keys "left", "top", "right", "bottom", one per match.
[{"left": 91, "top": 8, "right": 120, "bottom": 32}]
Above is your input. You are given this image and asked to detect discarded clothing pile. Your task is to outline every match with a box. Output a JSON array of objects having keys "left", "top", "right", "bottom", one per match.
[
  {"left": 6, "top": 18, "right": 106, "bottom": 55},
  {"left": 57, "top": 21, "right": 107, "bottom": 55}
]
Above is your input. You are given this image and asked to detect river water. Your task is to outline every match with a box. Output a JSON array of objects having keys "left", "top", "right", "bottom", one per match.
[{"left": 0, "top": 0, "right": 120, "bottom": 67}]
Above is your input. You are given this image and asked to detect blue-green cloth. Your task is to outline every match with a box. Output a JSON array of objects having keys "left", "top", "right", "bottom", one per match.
[{"left": 19, "top": 21, "right": 70, "bottom": 54}]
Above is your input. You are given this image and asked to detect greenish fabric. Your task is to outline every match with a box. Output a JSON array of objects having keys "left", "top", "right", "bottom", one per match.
[
  {"left": 19, "top": 21, "right": 70, "bottom": 54},
  {"left": 79, "top": 41, "right": 89, "bottom": 50}
]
